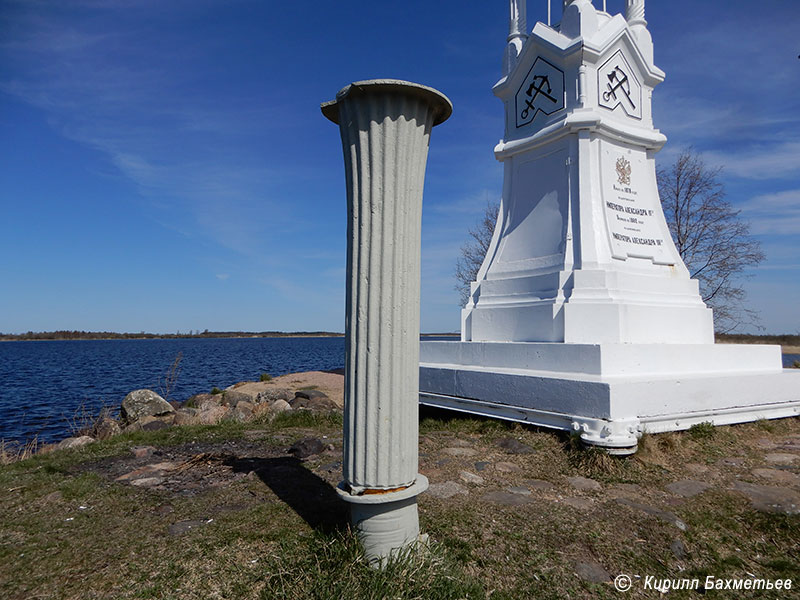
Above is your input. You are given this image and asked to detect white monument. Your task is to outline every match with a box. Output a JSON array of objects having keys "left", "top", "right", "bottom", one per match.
[{"left": 419, "top": 0, "right": 800, "bottom": 454}]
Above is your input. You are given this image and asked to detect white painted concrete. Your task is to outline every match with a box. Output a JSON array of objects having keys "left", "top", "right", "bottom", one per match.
[
  {"left": 419, "top": 2, "right": 800, "bottom": 454},
  {"left": 323, "top": 79, "right": 451, "bottom": 561}
]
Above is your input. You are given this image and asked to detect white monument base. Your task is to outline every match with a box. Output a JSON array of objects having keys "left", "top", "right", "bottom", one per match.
[{"left": 419, "top": 341, "right": 800, "bottom": 455}]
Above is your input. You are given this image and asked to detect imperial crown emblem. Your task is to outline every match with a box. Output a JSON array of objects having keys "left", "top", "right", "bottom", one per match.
[{"left": 616, "top": 157, "right": 632, "bottom": 185}]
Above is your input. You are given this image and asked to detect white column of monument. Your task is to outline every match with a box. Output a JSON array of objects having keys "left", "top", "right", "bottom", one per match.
[{"left": 321, "top": 80, "right": 451, "bottom": 563}]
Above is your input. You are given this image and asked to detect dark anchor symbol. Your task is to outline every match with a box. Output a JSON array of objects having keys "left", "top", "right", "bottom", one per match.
[
  {"left": 602, "top": 66, "right": 636, "bottom": 109},
  {"left": 521, "top": 75, "right": 557, "bottom": 120}
]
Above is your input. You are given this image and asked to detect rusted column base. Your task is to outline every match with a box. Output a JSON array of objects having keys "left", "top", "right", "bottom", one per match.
[{"left": 337, "top": 475, "right": 429, "bottom": 565}]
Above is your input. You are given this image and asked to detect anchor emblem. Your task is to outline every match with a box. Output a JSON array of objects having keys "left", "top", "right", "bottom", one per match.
[
  {"left": 521, "top": 75, "right": 557, "bottom": 119},
  {"left": 597, "top": 50, "right": 642, "bottom": 119},
  {"left": 515, "top": 56, "right": 564, "bottom": 128},
  {"left": 602, "top": 67, "right": 636, "bottom": 110}
]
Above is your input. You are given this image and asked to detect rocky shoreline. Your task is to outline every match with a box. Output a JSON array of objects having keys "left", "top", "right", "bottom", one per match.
[{"left": 48, "top": 370, "right": 345, "bottom": 453}]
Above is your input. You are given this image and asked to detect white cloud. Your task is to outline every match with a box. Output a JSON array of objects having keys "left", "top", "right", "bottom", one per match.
[
  {"left": 704, "top": 142, "right": 800, "bottom": 181},
  {"left": 741, "top": 189, "right": 800, "bottom": 235}
]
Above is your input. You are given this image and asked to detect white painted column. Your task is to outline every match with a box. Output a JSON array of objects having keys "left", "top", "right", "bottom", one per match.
[
  {"left": 321, "top": 79, "right": 451, "bottom": 563},
  {"left": 504, "top": 0, "right": 528, "bottom": 75},
  {"left": 625, "top": 0, "right": 646, "bottom": 26}
]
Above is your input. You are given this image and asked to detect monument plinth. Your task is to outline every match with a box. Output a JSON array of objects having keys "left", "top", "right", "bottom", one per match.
[
  {"left": 419, "top": 1, "right": 800, "bottom": 454},
  {"left": 323, "top": 79, "right": 451, "bottom": 561}
]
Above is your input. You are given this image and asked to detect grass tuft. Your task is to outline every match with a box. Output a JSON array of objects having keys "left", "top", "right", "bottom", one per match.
[
  {"left": 266, "top": 410, "right": 343, "bottom": 430},
  {"left": 688, "top": 421, "right": 716, "bottom": 440}
]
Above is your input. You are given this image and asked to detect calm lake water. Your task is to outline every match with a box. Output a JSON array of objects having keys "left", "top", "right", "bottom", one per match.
[
  {"left": 1, "top": 339, "right": 797, "bottom": 445},
  {"left": 0, "top": 337, "right": 345, "bottom": 444}
]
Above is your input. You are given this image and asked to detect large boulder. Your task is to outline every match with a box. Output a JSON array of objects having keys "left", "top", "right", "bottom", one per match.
[
  {"left": 221, "top": 390, "right": 251, "bottom": 408},
  {"left": 256, "top": 387, "right": 294, "bottom": 404},
  {"left": 183, "top": 393, "right": 220, "bottom": 410},
  {"left": 225, "top": 401, "right": 255, "bottom": 422},
  {"left": 195, "top": 405, "right": 228, "bottom": 425},
  {"left": 289, "top": 390, "right": 338, "bottom": 412},
  {"left": 124, "top": 414, "right": 176, "bottom": 432},
  {"left": 120, "top": 389, "right": 175, "bottom": 425},
  {"left": 91, "top": 416, "right": 122, "bottom": 440},
  {"left": 58, "top": 436, "right": 96, "bottom": 450},
  {"left": 173, "top": 407, "right": 199, "bottom": 426}
]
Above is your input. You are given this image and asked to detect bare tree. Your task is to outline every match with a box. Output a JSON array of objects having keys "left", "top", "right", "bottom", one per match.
[
  {"left": 657, "top": 149, "right": 765, "bottom": 333},
  {"left": 455, "top": 200, "right": 500, "bottom": 306}
]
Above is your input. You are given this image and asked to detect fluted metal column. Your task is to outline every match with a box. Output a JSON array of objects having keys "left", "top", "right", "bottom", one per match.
[{"left": 322, "top": 79, "right": 451, "bottom": 563}]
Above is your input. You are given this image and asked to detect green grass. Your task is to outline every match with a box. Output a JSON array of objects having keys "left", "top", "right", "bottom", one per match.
[
  {"left": 260, "top": 373, "right": 272, "bottom": 382},
  {"left": 688, "top": 421, "right": 716, "bottom": 440},
  {"left": 2, "top": 413, "right": 799, "bottom": 599}
]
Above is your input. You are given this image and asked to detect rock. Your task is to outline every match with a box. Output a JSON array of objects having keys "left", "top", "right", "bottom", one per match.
[
  {"left": 573, "top": 559, "right": 610, "bottom": 583},
  {"left": 130, "top": 477, "right": 164, "bottom": 487},
  {"left": 717, "top": 457, "right": 745, "bottom": 467},
  {"left": 615, "top": 498, "right": 688, "bottom": 531},
  {"left": 131, "top": 446, "right": 156, "bottom": 459},
  {"left": 168, "top": 400, "right": 182, "bottom": 410},
  {"left": 184, "top": 393, "right": 220, "bottom": 410},
  {"left": 481, "top": 490, "right": 534, "bottom": 506},
  {"left": 226, "top": 401, "right": 254, "bottom": 422},
  {"left": 126, "top": 414, "right": 175, "bottom": 432},
  {"left": 562, "top": 497, "right": 594, "bottom": 510},
  {"left": 168, "top": 519, "right": 207, "bottom": 536},
  {"left": 269, "top": 399, "right": 292, "bottom": 413},
  {"left": 459, "top": 471, "right": 484, "bottom": 485},
  {"left": 116, "top": 462, "right": 179, "bottom": 483},
  {"left": 474, "top": 461, "right": 490, "bottom": 471},
  {"left": 508, "top": 486, "right": 531, "bottom": 496},
  {"left": 195, "top": 405, "right": 228, "bottom": 425},
  {"left": 686, "top": 463, "right": 714, "bottom": 475},
  {"left": 732, "top": 481, "right": 800, "bottom": 515},
  {"left": 120, "top": 389, "right": 175, "bottom": 425},
  {"left": 427, "top": 481, "right": 469, "bottom": 499},
  {"left": 756, "top": 438, "right": 777, "bottom": 449},
  {"left": 91, "top": 417, "right": 121, "bottom": 440},
  {"left": 288, "top": 437, "right": 326, "bottom": 459},
  {"left": 442, "top": 447, "right": 478, "bottom": 457},
  {"left": 497, "top": 437, "right": 534, "bottom": 454},
  {"left": 448, "top": 438, "right": 473, "bottom": 448},
  {"left": 256, "top": 388, "right": 294, "bottom": 404},
  {"left": 495, "top": 462, "right": 521, "bottom": 473},
  {"left": 221, "top": 390, "right": 251, "bottom": 408},
  {"left": 752, "top": 468, "right": 800, "bottom": 486},
  {"left": 58, "top": 436, "right": 95, "bottom": 450},
  {"left": 567, "top": 476, "right": 601, "bottom": 491},
  {"left": 290, "top": 390, "right": 338, "bottom": 412},
  {"left": 764, "top": 453, "right": 798, "bottom": 465},
  {"left": 665, "top": 480, "right": 712, "bottom": 498},
  {"left": 525, "top": 479, "right": 556, "bottom": 491},
  {"left": 670, "top": 539, "right": 689, "bottom": 560},
  {"left": 173, "top": 408, "right": 199, "bottom": 426}
]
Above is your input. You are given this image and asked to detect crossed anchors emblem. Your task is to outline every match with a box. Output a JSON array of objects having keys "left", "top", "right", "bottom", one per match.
[
  {"left": 521, "top": 75, "right": 557, "bottom": 119},
  {"left": 602, "top": 66, "right": 636, "bottom": 110}
]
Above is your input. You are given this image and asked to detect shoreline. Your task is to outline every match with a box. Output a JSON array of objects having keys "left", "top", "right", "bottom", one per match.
[{"left": 0, "top": 332, "right": 461, "bottom": 342}]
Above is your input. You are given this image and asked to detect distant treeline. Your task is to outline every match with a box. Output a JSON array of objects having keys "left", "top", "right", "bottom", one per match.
[
  {"left": 0, "top": 330, "right": 343, "bottom": 341},
  {"left": 716, "top": 333, "right": 800, "bottom": 347}
]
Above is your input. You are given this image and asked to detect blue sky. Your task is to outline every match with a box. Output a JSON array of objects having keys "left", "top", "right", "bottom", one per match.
[{"left": 1, "top": 0, "right": 798, "bottom": 335}]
